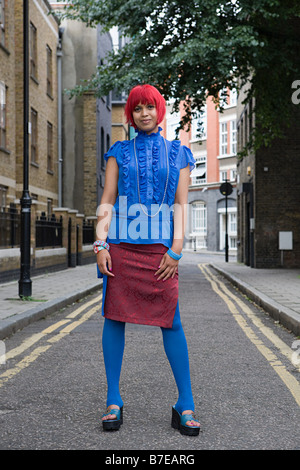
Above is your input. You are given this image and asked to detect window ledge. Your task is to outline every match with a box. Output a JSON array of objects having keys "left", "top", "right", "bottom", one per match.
[
  {"left": 0, "top": 146, "right": 10, "bottom": 155},
  {"left": 30, "top": 75, "right": 39, "bottom": 85},
  {"left": 0, "top": 42, "right": 10, "bottom": 55},
  {"left": 217, "top": 153, "right": 236, "bottom": 160}
]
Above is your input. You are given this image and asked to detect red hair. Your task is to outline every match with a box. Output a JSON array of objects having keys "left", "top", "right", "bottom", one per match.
[{"left": 124, "top": 84, "right": 166, "bottom": 128}]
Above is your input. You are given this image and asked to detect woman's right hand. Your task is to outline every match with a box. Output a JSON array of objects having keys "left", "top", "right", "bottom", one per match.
[{"left": 97, "top": 250, "right": 114, "bottom": 277}]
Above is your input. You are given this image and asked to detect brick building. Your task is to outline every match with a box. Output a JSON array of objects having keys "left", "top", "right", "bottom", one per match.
[
  {"left": 0, "top": 0, "right": 62, "bottom": 280},
  {"left": 162, "top": 91, "right": 238, "bottom": 253},
  {"left": 236, "top": 86, "right": 300, "bottom": 268},
  {"left": 0, "top": 0, "right": 17, "bottom": 212},
  {"left": 0, "top": 0, "right": 59, "bottom": 214}
]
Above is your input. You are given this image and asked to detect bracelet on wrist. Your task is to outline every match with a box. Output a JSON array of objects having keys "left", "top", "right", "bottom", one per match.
[
  {"left": 93, "top": 240, "right": 110, "bottom": 254},
  {"left": 167, "top": 248, "right": 182, "bottom": 261}
]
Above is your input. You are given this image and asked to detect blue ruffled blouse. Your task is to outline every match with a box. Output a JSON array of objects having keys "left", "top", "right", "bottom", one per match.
[{"left": 103, "top": 127, "right": 195, "bottom": 248}]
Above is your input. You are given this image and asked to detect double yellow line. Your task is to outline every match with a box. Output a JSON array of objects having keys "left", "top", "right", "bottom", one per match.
[
  {"left": 0, "top": 293, "right": 102, "bottom": 389},
  {"left": 198, "top": 264, "right": 300, "bottom": 407}
]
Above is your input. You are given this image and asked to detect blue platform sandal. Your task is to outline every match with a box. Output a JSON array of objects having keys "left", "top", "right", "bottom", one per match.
[
  {"left": 102, "top": 406, "right": 123, "bottom": 431},
  {"left": 171, "top": 406, "right": 200, "bottom": 436}
]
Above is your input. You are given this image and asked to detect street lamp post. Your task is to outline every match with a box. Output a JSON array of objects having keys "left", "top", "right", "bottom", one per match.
[
  {"left": 219, "top": 179, "right": 233, "bottom": 263},
  {"left": 19, "top": 0, "right": 32, "bottom": 298}
]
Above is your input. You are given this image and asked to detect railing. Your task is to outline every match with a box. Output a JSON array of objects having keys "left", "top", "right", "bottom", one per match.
[
  {"left": 82, "top": 219, "right": 95, "bottom": 245},
  {"left": 36, "top": 212, "right": 62, "bottom": 248},
  {"left": 0, "top": 204, "right": 21, "bottom": 248}
]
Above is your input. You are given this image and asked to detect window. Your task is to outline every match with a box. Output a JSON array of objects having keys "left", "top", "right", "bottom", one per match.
[
  {"left": 47, "top": 121, "right": 53, "bottom": 172},
  {"left": 219, "top": 87, "right": 237, "bottom": 108},
  {"left": 166, "top": 112, "right": 180, "bottom": 141},
  {"left": 229, "top": 212, "right": 237, "bottom": 249},
  {"left": 220, "top": 122, "right": 228, "bottom": 155},
  {"left": 30, "top": 22, "right": 37, "bottom": 80},
  {"left": 0, "top": 185, "right": 7, "bottom": 212},
  {"left": 191, "top": 155, "right": 206, "bottom": 185},
  {"left": 219, "top": 209, "right": 237, "bottom": 251},
  {"left": 0, "top": 0, "right": 5, "bottom": 46},
  {"left": 0, "top": 81, "right": 6, "bottom": 149},
  {"left": 220, "top": 170, "right": 227, "bottom": 182},
  {"left": 230, "top": 169, "right": 237, "bottom": 181},
  {"left": 191, "top": 107, "right": 207, "bottom": 141},
  {"left": 106, "top": 92, "right": 111, "bottom": 109},
  {"left": 47, "top": 198, "right": 52, "bottom": 217},
  {"left": 192, "top": 202, "right": 207, "bottom": 235},
  {"left": 106, "top": 133, "right": 110, "bottom": 155},
  {"left": 229, "top": 88, "right": 237, "bottom": 107},
  {"left": 30, "top": 108, "right": 38, "bottom": 164},
  {"left": 100, "top": 127, "right": 105, "bottom": 169},
  {"left": 46, "top": 45, "right": 53, "bottom": 97},
  {"left": 229, "top": 212, "right": 237, "bottom": 233},
  {"left": 230, "top": 120, "right": 237, "bottom": 154}
]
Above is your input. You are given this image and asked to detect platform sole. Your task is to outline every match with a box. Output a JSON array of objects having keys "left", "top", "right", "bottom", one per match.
[
  {"left": 102, "top": 406, "right": 123, "bottom": 431},
  {"left": 171, "top": 406, "right": 200, "bottom": 436}
]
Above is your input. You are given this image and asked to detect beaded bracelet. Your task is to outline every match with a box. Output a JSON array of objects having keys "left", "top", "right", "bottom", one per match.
[
  {"left": 94, "top": 245, "right": 106, "bottom": 254},
  {"left": 167, "top": 248, "right": 182, "bottom": 260},
  {"left": 93, "top": 240, "right": 110, "bottom": 254}
]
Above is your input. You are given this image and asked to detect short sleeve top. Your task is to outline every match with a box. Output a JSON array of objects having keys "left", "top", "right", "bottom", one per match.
[{"left": 103, "top": 127, "right": 195, "bottom": 248}]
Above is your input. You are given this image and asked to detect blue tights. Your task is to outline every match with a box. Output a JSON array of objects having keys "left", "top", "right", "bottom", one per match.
[{"left": 102, "top": 302, "right": 195, "bottom": 413}]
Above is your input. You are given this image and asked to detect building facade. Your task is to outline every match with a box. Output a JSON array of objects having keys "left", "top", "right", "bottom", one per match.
[
  {"left": 162, "top": 90, "right": 238, "bottom": 253},
  {"left": 0, "top": 0, "right": 59, "bottom": 215},
  {"left": 236, "top": 85, "right": 300, "bottom": 268},
  {"left": 0, "top": 0, "right": 63, "bottom": 280}
]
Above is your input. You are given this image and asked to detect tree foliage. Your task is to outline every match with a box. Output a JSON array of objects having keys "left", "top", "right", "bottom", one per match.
[{"left": 56, "top": 0, "right": 300, "bottom": 153}]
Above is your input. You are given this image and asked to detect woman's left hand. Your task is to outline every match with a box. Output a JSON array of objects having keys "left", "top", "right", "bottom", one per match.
[{"left": 154, "top": 252, "right": 179, "bottom": 281}]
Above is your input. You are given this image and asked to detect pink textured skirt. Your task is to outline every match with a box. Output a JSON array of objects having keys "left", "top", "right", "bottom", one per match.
[{"left": 104, "top": 242, "right": 178, "bottom": 328}]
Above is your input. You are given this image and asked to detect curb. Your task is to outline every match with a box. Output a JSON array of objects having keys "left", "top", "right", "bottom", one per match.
[
  {"left": 210, "top": 263, "right": 300, "bottom": 337},
  {"left": 0, "top": 280, "right": 103, "bottom": 340}
]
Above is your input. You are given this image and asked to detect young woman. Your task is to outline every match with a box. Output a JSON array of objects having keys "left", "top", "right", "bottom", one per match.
[{"left": 94, "top": 84, "right": 200, "bottom": 436}]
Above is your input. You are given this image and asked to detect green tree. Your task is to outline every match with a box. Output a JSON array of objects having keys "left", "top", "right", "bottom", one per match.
[{"left": 56, "top": 0, "right": 300, "bottom": 154}]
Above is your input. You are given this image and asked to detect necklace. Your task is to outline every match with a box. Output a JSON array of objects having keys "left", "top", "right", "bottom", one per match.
[{"left": 133, "top": 136, "right": 169, "bottom": 218}]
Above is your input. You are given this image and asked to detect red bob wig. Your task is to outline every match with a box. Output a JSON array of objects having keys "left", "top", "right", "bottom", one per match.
[{"left": 124, "top": 84, "right": 166, "bottom": 128}]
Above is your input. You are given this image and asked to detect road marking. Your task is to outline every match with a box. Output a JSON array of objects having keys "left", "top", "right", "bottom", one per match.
[
  {"left": 47, "top": 305, "right": 100, "bottom": 344},
  {"left": 198, "top": 264, "right": 300, "bottom": 407},
  {"left": 0, "top": 295, "right": 102, "bottom": 388},
  {"left": 4, "top": 294, "right": 102, "bottom": 360},
  {"left": 66, "top": 294, "right": 102, "bottom": 319},
  {"left": 0, "top": 344, "right": 52, "bottom": 386},
  {"left": 5, "top": 321, "right": 71, "bottom": 361},
  {"left": 201, "top": 265, "right": 299, "bottom": 370}
]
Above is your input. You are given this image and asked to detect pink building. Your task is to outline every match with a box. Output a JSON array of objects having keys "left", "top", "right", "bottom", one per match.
[{"left": 161, "top": 90, "right": 238, "bottom": 252}]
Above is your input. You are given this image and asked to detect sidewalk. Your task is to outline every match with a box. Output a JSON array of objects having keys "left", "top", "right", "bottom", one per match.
[
  {"left": 0, "top": 257, "right": 299, "bottom": 340},
  {"left": 210, "top": 260, "right": 300, "bottom": 336},
  {"left": 0, "top": 264, "right": 102, "bottom": 340}
]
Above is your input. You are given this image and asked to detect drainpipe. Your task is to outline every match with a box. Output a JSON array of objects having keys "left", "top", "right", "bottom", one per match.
[{"left": 57, "top": 27, "right": 63, "bottom": 207}]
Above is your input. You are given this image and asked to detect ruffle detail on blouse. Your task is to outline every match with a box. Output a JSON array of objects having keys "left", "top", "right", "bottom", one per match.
[
  {"left": 136, "top": 126, "right": 162, "bottom": 138},
  {"left": 167, "top": 140, "right": 181, "bottom": 206},
  {"left": 180, "top": 145, "right": 196, "bottom": 172},
  {"left": 121, "top": 141, "right": 131, "bottom": 202},
  {"left": 104, "top": 140, "right": 122, "bottom": 162},
  {"left": 135, "top": 140, "right": 147, "bottom": 205},
  {"left": 152, "top": 141, "right": 160, "bottom": 204}
]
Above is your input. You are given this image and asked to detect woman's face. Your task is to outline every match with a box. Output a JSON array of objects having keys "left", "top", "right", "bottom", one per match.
[{"left": 132, "top": 102, "right": 159, "bottom": 134}]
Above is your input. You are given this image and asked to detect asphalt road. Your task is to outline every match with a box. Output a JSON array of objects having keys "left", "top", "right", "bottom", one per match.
[{"left": 0, "top": 253, "right": 299, "bottom": 451}]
